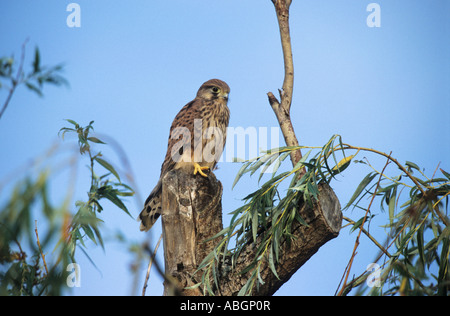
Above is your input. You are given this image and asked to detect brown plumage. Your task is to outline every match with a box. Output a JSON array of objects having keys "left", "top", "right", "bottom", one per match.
[{"left": 139, "top": 79, "right": 230, "bottom": 231}]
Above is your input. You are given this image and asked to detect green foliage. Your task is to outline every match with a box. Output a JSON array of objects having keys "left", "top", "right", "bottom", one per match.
[
  {"left": 0, "top": 43, "right": 68, "bottom": 119},
  {"left": 343, "top": 157, "right": 450, "bottom": 296},
  {"left": 197, "top": 135, "right": 354, "bottom": 295},
  {"left": 56, "top": 119, "right": 134, "bottom": 260},
  {"left": 0, "top": 172, "right": 65, "bottom": 296},
  {"left": 0, "top": 46, "right": 67, "bottom": 97},
  {"left": 0, "top": 120, "right": 134, "bottom": 295},
  {"left": 196, "top": 134, "right": 450, "bottom": 296}
]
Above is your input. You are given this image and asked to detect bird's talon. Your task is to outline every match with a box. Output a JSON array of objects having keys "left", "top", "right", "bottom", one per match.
[{"left": 193, "top": 163, "right": 209, "bottom": 177}]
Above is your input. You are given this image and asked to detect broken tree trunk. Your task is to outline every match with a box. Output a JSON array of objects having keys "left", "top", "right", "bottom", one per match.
[
  {"left": 161, "top": 169, "right": 223, "bottom": 296},
  {"left": 161, "top": 169, "right": 342, "bottom": 296}
]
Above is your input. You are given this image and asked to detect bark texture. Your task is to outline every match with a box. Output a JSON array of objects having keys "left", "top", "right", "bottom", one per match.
[
  {"left": 161, "top": 169, "right": 342, "bottom": 296},
  {"left": 161, "top": 170, "right": 223, "bottom": 296}
]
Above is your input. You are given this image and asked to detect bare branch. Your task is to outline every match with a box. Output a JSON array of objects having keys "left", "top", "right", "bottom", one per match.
[
  {"left": 35, "top": 220, "right": 49, "bottom": 276},
  {"left": 267, "top": 0, "right": 304, "bottom": 175},
  {"left": 142, "top": 234, "right": 162, "bottom": 296},
  {"left": 273, "top": 0, "right": 294, "bottom": 112},
  {"left": 336, "top": 154, "right": 392, "bottom": 296}
]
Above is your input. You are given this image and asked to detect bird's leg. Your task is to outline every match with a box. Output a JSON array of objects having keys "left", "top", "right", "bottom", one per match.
[{"left": 193, "top": 163, "right": 210, "bottom": 177}]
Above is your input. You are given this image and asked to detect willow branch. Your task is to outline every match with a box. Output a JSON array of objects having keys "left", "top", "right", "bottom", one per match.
[
  {"left": 267, "top": 0, "right": 304, "bottom": 175},
  {"left": 0, "top": 38, "right": 29, "bottom": 120},
  {"left": 342, "top": 216, "right": 391, "bottom": 258},
  {"left": 35, "top": 220, "right": 49, "bottom": 275},
  {"left": 341, "top": 144, "right": 427, "bottom": 196},
  {"left": 142, "top": 233, "right": 163, "bottom": 296},
  {"left": 337, "top": 154, "right": 391, "bottom": 296}
]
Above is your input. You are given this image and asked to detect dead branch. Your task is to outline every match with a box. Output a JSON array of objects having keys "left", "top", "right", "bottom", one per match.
[{"left": 267, "top": 0, "right": 304, "bottom": 177}]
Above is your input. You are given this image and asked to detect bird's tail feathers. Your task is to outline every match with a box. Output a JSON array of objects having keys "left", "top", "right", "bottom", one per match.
[{"left": 138, "top": 180, "right": 162, "bottom": 232}]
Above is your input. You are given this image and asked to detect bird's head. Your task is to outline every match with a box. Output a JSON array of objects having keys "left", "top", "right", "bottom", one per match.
[{"left": 196, "top": 79, "right": 230, "bottom": 101}]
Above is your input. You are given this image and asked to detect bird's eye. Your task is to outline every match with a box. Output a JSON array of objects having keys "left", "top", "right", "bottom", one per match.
[{"left": 211, "top": 86, "right": 220, "bottom": 93}]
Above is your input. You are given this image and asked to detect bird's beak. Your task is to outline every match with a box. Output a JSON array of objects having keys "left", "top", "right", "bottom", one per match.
[{"left": 221, "top": 93, "right": 229, "bottom": 101}]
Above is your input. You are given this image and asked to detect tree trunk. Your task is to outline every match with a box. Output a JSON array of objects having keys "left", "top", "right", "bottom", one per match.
[
  {"left": 161, "top": 169, "right": 342, "bottom": 296},
  {"left": 161, "top": 169, "right": 223, "bottom": 296}
]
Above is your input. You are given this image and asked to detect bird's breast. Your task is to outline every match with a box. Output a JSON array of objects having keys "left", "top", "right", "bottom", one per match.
[{"left": 201, "top": 100, "right": 230, "bottom": 130}]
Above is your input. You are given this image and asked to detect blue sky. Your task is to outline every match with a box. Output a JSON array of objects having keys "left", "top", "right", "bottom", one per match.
[{"left": 0, "top": 0, "right": 449, "bottom": 295}]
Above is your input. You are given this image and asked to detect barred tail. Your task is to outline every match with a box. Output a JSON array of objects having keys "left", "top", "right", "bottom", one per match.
[{"left": 138, "top": 180, "right": 162, "bottom": 231}]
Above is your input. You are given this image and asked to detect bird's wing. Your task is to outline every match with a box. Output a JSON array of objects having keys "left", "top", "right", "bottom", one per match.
[{"left": 160, "top": 98, "right": 202, "bottom": 176}]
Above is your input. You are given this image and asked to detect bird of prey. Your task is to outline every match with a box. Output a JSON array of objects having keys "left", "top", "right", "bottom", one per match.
[{"left": 139, "top": 79, "right": 230, "bottom": 231}]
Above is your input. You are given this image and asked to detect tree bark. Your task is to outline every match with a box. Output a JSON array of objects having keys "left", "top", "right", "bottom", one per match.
[
  {"left": 161, "top": 169, "right": 223, "bottom": 296},
  {"left": 161, "top": 169, "right": 342, "bottom": 296}
]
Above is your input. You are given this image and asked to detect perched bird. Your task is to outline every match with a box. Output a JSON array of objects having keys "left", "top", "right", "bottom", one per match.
[{"left": 139, "top": 79, "right": 230, "bottom": 231}]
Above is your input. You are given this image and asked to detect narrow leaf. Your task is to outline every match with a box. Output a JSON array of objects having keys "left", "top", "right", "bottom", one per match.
[
  {"left": 388, "top": 186, "right": 397, "bottom": 225},
  {"left": 94, "top": 157, "right": 120, "bottom": 182},
  {"left": 350, "top": 216, "right": 365, "bottom": 233},
  {"left": 332, "top": 154, "right": 355, "bottom": 173},
  {"left": 252, "top": 208, "right": 259, "bottom": 242},
  {"left": 440, "top": 168, "right": 450, "bottom": 181},
  {"left": 417, "top": 224, "right": 425, "bottom": 266},
  {"left": 405, "top": 161, "right": 420, "bottom": 171},
  {"left": 437, "top": 237, "right": 450, "bottom": 295},
  {"left": 102, "top": 189, "right": 132, "bottom": 217},
  {"left": 25, "top": 82, "right": 43, "bottom": 97},
  {"left": 88, "top": 137, "right": 106, "bottom": 144},
  {"left": 64, "top": 119, "right": 79, "bottom": 127},
  {"left": 344, "top": 172, "right": 377, "bottom": 210},
  {"left": 33, "top": 47, "right": 40, "bottom": 73},
  {"left": 184, "top": 283, "right": 201, "bottom": 290},
  {"left": 269, "top": 245, "right": 280, "bottom": 280},
  {"left": 232, "top": 161, "right": 251, "bottom": 189}
]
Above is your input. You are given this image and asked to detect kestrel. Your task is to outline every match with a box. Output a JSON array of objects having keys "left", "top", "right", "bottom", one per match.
[{"left": 139, "top": 79, "right": 230, "bottom": 231}]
